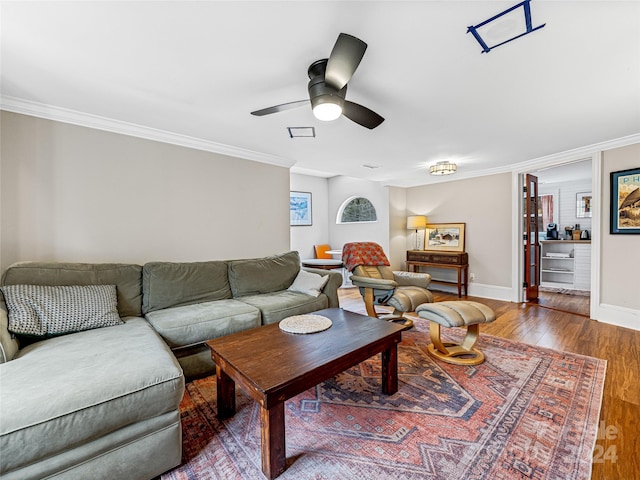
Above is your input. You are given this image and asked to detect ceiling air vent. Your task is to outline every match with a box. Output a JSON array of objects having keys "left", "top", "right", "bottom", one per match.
[{"left": 287, "top": 127, "right": 315, "bottom": 138}]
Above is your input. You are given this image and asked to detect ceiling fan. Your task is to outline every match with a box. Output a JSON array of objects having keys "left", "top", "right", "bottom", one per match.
[{"left": 251, "top": 33, "right": 384, "bottom": 129}]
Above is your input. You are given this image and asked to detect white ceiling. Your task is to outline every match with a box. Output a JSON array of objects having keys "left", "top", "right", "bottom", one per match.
[{"left": 1, "top": 1, "right": 639, "bottom": 187}]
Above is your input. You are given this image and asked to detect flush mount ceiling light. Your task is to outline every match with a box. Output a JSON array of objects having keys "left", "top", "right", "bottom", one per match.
[
  {"left": 467, "top": 0, "right": 546, "bottom": 54},
  {"left": 311, "top": 94, "right": 344, "bottom": 121},
  {"left": 429, "top": 161, "right": 457, "bottom": 176}
]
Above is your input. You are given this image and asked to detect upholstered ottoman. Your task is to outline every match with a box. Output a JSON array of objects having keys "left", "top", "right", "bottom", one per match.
[{"left": 416, "top": 301, "right": 496, "bottom": 365}]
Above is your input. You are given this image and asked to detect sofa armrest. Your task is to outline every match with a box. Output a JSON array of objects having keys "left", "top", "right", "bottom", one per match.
[
  {"left": 0, "top": 301, "right": 20, "bottom": 363},
  {"left": 300, "top": 267, "right": 342, "bottom": 308},
  {"left": 392, "top": 271, "right": 432, "bottom": 288},
  {"left": 350, "top": 275, "right": 397, "bottom": 291}
]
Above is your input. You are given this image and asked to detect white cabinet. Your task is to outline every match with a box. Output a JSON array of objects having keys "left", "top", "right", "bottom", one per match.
[
  {"left": 573, "top": 243, "right": 591, "bottom": 291},
  {"left": 540, "top": 241, "right": 591, "bottom": 291}
]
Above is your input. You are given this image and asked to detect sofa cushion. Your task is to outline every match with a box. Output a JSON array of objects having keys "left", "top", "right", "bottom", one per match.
[
  {"left": 228, "top": 251, "right": 300, "bottom": 297},
  {"left": 2, "top": 284, "right": 123, "bottom": 337},
  {"left": 0, "top": 317, "right": 184, "bottom": 476},
  {"left": 142, "top": 261, "right": 232, "bottom": 314},
  {"left": 145, "top": 299, "right": 261, "bottom": 348},
  {"left": 238, "top": 290, "right": 328, "bottom": 325},
  {"left": 287, "top": 269, "right": 330, "bottom": 297},
  {"left": 1, "top": 262, "right": 143, "bottom": 317}
]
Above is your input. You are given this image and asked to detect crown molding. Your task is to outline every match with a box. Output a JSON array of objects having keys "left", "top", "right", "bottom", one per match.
[
  {"left": 386, "top": 133, "right": 640, "bottom": 188},
  {"left": 0, "top": 96, "right": 295, "bottom": 169},
  {"left": 510, "top": 133, "right": 640, "bottom": 174}
]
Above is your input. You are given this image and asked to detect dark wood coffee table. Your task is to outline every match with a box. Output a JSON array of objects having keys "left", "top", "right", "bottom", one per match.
[{"left": 206, "top": 307, "right": 404, "bottom": 479}]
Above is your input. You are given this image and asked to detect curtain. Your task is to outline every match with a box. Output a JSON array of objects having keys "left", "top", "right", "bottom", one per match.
[{"left": 539, "top": 195, "right": 554, "bottom": 226}]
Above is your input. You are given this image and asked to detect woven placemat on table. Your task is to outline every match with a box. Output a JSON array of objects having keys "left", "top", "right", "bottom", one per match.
[{"left": 279, "top": 314, "right": 332, "bottom": 334}]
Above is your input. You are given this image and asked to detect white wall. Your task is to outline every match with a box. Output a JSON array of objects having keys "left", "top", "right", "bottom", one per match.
[
  {"left": 289, "top": 173, "right": 330, "bottom": 260},
  {"left": 0, "top": 112, "right": 290, "bottom": 271},
  {"left": 328, "top": 175, "right": 391, "bottom": 260},
  {"left": 540, "top": 178, "right": 593, "bottom": 237}
]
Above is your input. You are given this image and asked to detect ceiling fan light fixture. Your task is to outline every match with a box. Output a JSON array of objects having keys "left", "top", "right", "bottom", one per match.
[
  {"left": 311, "top": 96, "right": 343, "bottom": 121},
  {"left": 430, "top": 161, "right": 458, "bottom": 176}
]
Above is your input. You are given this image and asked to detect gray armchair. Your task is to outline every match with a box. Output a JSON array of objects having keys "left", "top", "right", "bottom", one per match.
[{"left": 343, "top": 242, "right": 434, "bottom": 328}]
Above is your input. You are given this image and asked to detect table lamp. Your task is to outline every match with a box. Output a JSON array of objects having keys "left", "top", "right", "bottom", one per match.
[{"left": 407, "top": 215, "right": 428, "bottom": 250}]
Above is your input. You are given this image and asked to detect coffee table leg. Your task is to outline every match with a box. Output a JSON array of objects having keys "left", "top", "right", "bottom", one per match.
[
  {"left": 260, "top": 402, "right": 286, "bottom": 479},
  {"left": 216, "top": 365, "right": 236, "bottom": 419},
  {"left": 381, "top": 342, "right": 398, "bottom": 395}
]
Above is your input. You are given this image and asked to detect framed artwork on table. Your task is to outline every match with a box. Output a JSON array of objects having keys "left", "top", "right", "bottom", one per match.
[
  {"left": 424, "top": 223, "right": 466, "bottom": 252},
  {"left": 610, "top": 168, "right": 640, "bottom": 234},
  {"left": 576, "top": 192, "right": 592, "bottom": 218},
  {"left": 290, "top": 191, "right": 312, "bottom": 226}
]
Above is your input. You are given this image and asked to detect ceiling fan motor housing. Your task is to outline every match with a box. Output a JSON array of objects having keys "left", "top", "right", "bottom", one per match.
[
  {"left": 251, "top": 34, "right": 383, "bottom": 128},
  {"left": 308, "top": 59, "right": 347, "bottom": 112},
  {"left": 308, "top": 74, "right": 346, "bottom": 112}
]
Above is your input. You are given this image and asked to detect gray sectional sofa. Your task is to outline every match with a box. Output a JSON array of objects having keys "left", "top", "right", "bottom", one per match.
[{"left": 0, "top": 251, "right": 342, "bottom": 480}]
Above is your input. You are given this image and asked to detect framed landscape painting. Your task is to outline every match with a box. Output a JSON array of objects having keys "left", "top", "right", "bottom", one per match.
[
  {"left": 290, "top": 191, "right": 312, "bottom": 226},
  {"left": 425, "top": 223, "right": 466, "bottom": 252},
  {"left": 610, "top": 168, "right": 640, "bottom": 234},
  {"left": 576, "top": 191, "right": 592, "bottom": 218}
]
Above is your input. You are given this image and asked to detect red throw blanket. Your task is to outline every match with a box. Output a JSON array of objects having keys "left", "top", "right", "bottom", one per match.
[{"left": 342, "top": 242, "right": 390, "bottom": 272}]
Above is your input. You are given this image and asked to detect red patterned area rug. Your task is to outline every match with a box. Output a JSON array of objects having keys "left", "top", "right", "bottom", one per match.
[{"left": 162, "top": 320, "right": 606, "bottom": 480}]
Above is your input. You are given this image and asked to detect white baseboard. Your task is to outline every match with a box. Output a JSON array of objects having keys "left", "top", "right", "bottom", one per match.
[
  {"left": 468, "top": 283, "right": 514, "bottom": 302},
  {"left": 424, "top": 282, "right": 640, "bottom": 331},
  {"left": 428, "top": 282, "right": 514, "bottom": 302},
  {"left": 593, "top": 303, "right": 640, "bottom": 331}
]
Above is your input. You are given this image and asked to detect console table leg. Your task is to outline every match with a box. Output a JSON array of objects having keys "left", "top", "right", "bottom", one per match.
[
  {"left": 261, "top": 402, "right": 286, "bottom": 479},
  {"left": 381, "top": 342, "right": 399, "bottom": 395},
  {"left": 464, "top": 266, "right": 468, "bottom": 296},
  {"left": 216, "top": 366, "right": 236, "bottom": 419}
]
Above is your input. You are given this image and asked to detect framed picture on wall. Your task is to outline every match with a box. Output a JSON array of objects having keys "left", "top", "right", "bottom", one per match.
[
  {"left": 576, "top": 191, "right": 592, "bottom": 218},
  {"left": 610, "top": 168, "right": 640, "bottom": 234},
  {"left": 424, "top": 223, "right": 466, "bottom": 252},
  {"left": 290, "top": 191, "right": 312, "bottom": 226}
]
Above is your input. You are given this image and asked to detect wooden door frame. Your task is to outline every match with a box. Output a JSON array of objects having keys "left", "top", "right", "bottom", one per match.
[
  {"left": 511, "top": 152, "right": 600, "bottom": 319},
  {"left": 523, "top": 173, "right": 540, "bottom": 301}
]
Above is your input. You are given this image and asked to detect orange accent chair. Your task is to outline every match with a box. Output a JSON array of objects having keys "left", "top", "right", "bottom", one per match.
[{"left": 301, "top": 244, "right": 344, "bottom": 271}]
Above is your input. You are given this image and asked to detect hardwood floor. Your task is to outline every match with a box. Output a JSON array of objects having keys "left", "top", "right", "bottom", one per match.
[
  {"left": 338, "top": 287, "right": 640, "bottom": 480},
  {"left": 534, "top": 290, "right": 591, "bottom": 317}
]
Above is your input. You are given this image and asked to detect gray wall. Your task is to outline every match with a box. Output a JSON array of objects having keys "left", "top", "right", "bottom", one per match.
[
  {"left": 2, "top": 111, "right": 637, "bottom": 329},
  {"left": 600, "top": 143, "right": 640, "bottom": 311},
  {"left": 402, "top": 173, "right": 513, "bottom": 296},
  {"left": 0, "top": 112, "right": 290, "bottom": 271},
  {"left": 289, "top": 173, "right": 330, "bottom": 260}
]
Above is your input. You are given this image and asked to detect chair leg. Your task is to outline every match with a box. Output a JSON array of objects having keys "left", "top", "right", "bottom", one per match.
[
  {"left": 363, "top": 288, "right": 379, "bottom": 318},
  {"left": 392, "top": 309, "right": 413, "bottom": 329},
  {"left": 362, "top": 288, "right": 413, "bottom": 329},
  {"left": 427, "top": 322, "right": 485, "bottom": 365}
]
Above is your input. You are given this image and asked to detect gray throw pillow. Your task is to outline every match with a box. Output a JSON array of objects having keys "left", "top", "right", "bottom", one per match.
[{"left": 1, "top": 284, "right": 123, "bottom": 337}]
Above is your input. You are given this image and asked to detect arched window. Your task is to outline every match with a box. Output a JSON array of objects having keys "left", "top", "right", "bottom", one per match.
[{"left": 337, "top": 197, "right": 378, "bottom": 224}]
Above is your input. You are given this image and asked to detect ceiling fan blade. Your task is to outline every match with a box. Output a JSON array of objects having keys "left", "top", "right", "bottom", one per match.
[
  {"left": 325, "top": 33, "right": 367, "bottom": 90},
  {"left": 342, "top": 101, "right": 384, "bottom": 129},
  {"left": 251, "top": 99, "right": 309, "bottom": 116}
]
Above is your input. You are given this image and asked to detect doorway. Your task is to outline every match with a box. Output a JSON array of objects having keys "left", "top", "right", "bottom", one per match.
[{"left": 523, "top": 159, "right": 593, "bottom": 317}]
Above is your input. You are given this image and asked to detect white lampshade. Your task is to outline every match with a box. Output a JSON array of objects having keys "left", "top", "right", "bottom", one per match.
[
  {"left": 407, "top": 215, "right": 428, "bottom": 230},
  {"left": 313, "top": 102, "right": 342, "bottom": 121}
]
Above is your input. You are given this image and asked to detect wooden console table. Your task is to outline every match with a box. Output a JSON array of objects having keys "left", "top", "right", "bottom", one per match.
[{"left": 406, "top": 250, "right": 469, "bottom": 297}]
